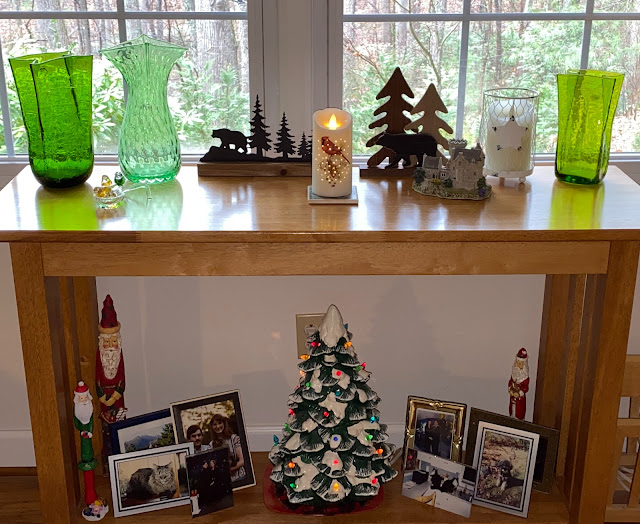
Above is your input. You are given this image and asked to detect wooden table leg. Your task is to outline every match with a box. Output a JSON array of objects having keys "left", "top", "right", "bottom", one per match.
[
  {"left": 71, "top": 277, "right": 101, "bottom": 472},
  {"left": 567, "top": 241, "right": 640, "bottom": 524},
  {"left": 10, "top": 243, "right": 78, "bottom": 524},
  {"left": 535, "top": 273, "right": 586, "bottom": 485}
]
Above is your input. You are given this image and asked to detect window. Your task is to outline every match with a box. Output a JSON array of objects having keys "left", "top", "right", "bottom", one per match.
[
  {"left": 2, "top": 1, "right": 638, "bottom": 160},
  {"left": 0, "top": 0, "right": 250, "bottom": 156},
  {"left": 343, "top": 0, "right": 640, "bottom": 154}
]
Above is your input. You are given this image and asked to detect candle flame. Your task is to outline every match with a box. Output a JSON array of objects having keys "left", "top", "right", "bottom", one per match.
[{"left": 327, "top": 114, "right": 339, "bottom": 130}]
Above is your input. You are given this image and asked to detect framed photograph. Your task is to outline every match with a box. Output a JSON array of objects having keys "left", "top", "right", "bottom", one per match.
[
  {"left": 465, "top": 408, "right": 559, "bottom": 493},
  {"left": 472, "top": 421, "right": 539, "bottom": 518},
  {"left": 108, "top": 442, "right": 194, "bottom": 517},
  {"left": 186, "top": 446, "right": 234, "bottom": 517},
  {"left": 402, "top": 395, "right": 466, "bottom": 465},
  {"left": 110, "top": 409, "right": 175, "bottom": 454},
  {"left": 401, "top": 448, "right": 477, "bottom": 518},
  {"left": 170, "top": 390, "right": 255, "bottom": 490}
]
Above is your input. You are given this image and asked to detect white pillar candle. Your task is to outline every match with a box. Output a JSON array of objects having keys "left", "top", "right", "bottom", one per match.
[
  {"left": 484, "top": 98, "right": 536, "bottom": 176},
  {"left": 312, "top": 108, "right": 352, "bottom": 197}
]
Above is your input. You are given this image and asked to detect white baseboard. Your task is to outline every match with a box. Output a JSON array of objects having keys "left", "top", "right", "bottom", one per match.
[
  {"left": 0, "top": 430, "right": 35, "bottom": 467},
  {"left": 0, "top": 424, "right": 406, "bottom": 467}
]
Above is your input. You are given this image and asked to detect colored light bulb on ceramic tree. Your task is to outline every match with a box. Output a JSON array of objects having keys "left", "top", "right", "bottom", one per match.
[{"left": 268, "top": 304, "right": 397, "bottom": 507}]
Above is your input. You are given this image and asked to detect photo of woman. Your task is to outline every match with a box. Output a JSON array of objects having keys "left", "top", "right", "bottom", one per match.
[{"left": 209, "top": 414, "right": 246, "bottom": 482}]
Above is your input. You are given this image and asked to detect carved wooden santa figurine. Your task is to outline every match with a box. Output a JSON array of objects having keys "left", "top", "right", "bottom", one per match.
[
  {"left": 96, "top": 294, "right": 126, "bottom": 424},
  {"left": 508, "top": 348, "right": 529, "bottom": 420},
  {"left": 74, "top": 381, "right": 109, "bottom": 520}
]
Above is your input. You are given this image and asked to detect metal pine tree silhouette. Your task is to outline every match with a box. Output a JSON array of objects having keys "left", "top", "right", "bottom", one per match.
[
  {"left": 249, "top": 94, "right": 272, "bottom": 157},
  {"left": 297, "top": 132, "right": 311, "bottom": 160},
  {"left": 275, "top": 112, "right": 295, "bottom": 160}
]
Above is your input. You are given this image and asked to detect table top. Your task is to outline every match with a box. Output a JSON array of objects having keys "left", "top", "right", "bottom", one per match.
[{"left": 0, "top": 165, "right": 639, "bottom": 243}]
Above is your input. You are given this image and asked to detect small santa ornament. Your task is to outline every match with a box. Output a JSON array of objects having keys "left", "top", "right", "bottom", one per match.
[
  {"left": 73, "top": 381, "right": 109, "bottom": 521},
  {"left": 96, "top": 295, "right": 126, "bottom": 424},
  {"left": 508, "top": 348, "right": 529, "bottom": 420}
]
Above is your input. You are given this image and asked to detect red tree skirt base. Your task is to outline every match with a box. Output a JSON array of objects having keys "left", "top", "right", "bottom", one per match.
[{"left": 263, "top": 463, "right": 384, "bottom": 516}]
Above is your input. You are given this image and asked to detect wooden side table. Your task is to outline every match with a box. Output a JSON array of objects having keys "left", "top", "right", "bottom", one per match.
[{"left": 1, "top": 165, "right": 638, "bottom": 523}]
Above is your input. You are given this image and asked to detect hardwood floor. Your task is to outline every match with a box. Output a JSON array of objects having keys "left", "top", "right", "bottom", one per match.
[{"left": 0, "top": 453, "right": 570, "bottom": 523}]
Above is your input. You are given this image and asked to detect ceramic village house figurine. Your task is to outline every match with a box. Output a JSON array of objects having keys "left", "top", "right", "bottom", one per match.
[
  {"left": 74, "top": 381, "right": 109, "bottom": 520},
  {"left": 412, "top": 139, "right": 492, "bottom": 200},
  {"left": 508, "top": 348, "right": 530, "bottom": 420}
]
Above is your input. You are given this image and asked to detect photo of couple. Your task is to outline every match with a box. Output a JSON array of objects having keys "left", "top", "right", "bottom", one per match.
[
  {"left": 170, "top": 390, "right": 256, "bottom": 490},
  {"left": 185, "top": 413, "right": 246, "bottom": 483}
]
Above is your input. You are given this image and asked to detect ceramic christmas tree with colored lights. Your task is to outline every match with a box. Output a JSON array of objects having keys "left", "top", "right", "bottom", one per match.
[{"left": 268, "top": 304, "right": 397, "bottom": 510}]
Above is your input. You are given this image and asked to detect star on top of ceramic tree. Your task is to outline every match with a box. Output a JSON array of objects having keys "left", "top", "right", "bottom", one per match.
[
  {"left": 319, "top": 304, "right": 348, "bottom": 347},
  {"left": 493, "top": 115, "right": 528, "bottom": 151}
]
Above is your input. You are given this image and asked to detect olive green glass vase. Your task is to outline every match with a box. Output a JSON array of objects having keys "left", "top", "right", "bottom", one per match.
[
  {"left": 102, "top": 35, "right": 186, "bottom": 184},
  {"left": 555, "top": 69, "right": 624, "bottom": 185},
  {"left": 10, "top": 52, "right": 94, "bottom": 188}
]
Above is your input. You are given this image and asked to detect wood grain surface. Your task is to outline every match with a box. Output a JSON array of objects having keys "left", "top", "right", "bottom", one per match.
[
  {"left": 0, "top": 166, "right": 639, "bottom": 243},
  {"left": 10, "top": 244, "right": 78, "bottom": 524},
  {"left": 568, "top": 242, "right": 640, "bottom": 523},
  {"left": 40, "top": 240, "right": 609, "bottom": 277},
  {"left": 0, "top": 453, "right": 570, "bottom": 524},
  {"left": 197, "top": 161, "right": 312, "bottom": 177}
]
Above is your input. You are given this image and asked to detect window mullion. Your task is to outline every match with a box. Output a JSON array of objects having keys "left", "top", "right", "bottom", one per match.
[
  {"left": 261, "top": 0, "right": 280, "bottom": 133},
  {"left": 117, "top": 0, "right": 127, "bottom": 42},
  {"left": 327, "top": 0, "right": 343, "bottom": 108},
  {"left": 248, "top": 0, "right": 265, "bottom": 112},
  {"left": 0, "top": 35, "right": 15, "bottom": 158},
  {"left": 456, "top": 0, "right": 471, "bottom": 139},
  {"left": 311, "top": 0, "right": 329, "bottom": 111},
  {"left": 581, "top": 0, "right": 595, "bottom": 68}
]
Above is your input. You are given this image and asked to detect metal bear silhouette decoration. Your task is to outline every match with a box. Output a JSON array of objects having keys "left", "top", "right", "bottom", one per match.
[{"left": 200, "top": 95, "right": 311, "bottom": 164}]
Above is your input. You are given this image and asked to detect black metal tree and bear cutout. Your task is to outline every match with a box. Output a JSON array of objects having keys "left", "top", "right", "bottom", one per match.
[
  {"left": 198, "top": 95, "right": 312, "bottom": 176},
  {"left": 198, "top": 68, "right": 484, "bottom": 189}
]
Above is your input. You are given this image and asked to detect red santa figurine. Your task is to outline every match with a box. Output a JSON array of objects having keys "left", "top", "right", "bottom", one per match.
[
  {"left": 508, "top": 348, "right": 529, "bottom": 420},
  {"left": 96, "top": 295, "right": 126, "bottom": 424}
]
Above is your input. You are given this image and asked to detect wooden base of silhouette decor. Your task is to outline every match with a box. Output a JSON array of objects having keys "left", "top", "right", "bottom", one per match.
[
  {"left": 198, "top": 95, "right": 311, "bottom": 177},
  {"left": 363, "top": 67, "right": 453, "bottom": 176},
  {"left": 197, "top": 161, "right": 311, "bottom": 177}
]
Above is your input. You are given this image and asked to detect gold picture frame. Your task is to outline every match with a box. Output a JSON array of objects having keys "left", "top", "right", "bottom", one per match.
[{"left": 402, "top": 395, "right": 467, "bottom": 467}]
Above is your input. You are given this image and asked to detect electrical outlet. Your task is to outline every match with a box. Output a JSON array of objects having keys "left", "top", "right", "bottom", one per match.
[{"left": 295, "top": 313, "right": 325, "bottom": 358}]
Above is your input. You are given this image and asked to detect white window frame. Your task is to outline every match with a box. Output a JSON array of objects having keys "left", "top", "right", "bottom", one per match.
[
  {"left": 2, "top": 0, "right": 640, "bottom": 172},
  {"left": 337, "top": 0, "right": 640, "bottom": 168},
  {"left": 0, "top": 1, "right": 264, "bottom": 161}
]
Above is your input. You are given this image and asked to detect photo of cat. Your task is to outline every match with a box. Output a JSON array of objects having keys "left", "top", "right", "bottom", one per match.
[{"left": 109, "top": 442, "right": 194, "bottom": 517}]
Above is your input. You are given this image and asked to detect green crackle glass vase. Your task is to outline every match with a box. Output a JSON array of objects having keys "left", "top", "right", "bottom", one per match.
[
  {"left": 102, "top": 35, "right": 186, "bottom": 184},
  {"left": 555, "top": 69, "right": 624, "bottom": 185},
  {"left": 10, "top": 52, "right": 93, "bottom": 188}
]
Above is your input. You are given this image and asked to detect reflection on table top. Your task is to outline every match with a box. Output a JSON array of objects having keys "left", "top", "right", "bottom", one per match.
[{"left": 0, "top": 165, "right": 639, "bottom": 243}]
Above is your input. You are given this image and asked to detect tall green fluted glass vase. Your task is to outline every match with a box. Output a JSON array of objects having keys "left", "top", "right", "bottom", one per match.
[
  {"left": 555, "top": 69, "right": 624, "bottom": 185},
  {"left": 10, "top": 53, "right": 93, "bottom": 188},
  {"left": 102, "top": 35, "right": 186, "bottom": 184}
]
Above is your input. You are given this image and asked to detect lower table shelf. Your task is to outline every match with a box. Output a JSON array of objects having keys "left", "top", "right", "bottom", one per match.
[
  {"left": 96, "top": 452, "right": 569, "bottom": 523},
  {"left": 0, "top": 452, "right": 571, "bottom": 523}
]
